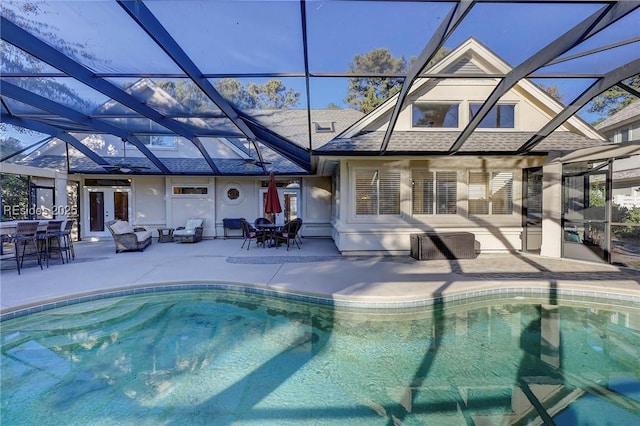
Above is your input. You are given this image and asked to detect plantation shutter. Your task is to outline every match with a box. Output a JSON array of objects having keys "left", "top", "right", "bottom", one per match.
[
  {"left": 469, "top": 172, "right": 489, "bottom": 214},
  {"left": 378, "top": 170, "right": 401, "bottom": 214},
  {"left": 491, "top": 172, "right": 513, "bottom": 214},
  {"left": 436, "top": 171, "right": 457, "bottom": 214},
  {"left": 355, "top": 170, "right": 378, "bottom": 215},
  {"left": 412, "top": 170, "right": 434, "bottom": 214}
]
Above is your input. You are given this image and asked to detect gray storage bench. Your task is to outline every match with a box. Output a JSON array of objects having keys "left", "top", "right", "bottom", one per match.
[{"left": 410, "top": 232, "right": 476, "bottom": 260}]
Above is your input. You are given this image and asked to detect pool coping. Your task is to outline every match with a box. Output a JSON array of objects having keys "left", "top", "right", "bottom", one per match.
[{"left": 2, "top": 279, "right": 639, "bottom": 321}]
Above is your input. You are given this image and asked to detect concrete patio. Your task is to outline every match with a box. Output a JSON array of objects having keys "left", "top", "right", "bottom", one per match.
[{"left": 1, "top": 236, "right": 639, "bottom": 316}]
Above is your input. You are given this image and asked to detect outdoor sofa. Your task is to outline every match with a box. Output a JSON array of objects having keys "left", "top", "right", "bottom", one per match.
[{"left": 106, "top": 220, "right": 153, "bottom": 253}]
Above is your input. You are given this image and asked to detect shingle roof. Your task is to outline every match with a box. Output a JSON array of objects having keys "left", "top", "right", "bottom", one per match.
[
  {"left": 15, "top": 155, "right": 307, "bottom": 175},
  {"left": 595, "top": 100, "right": 640, "bottom": 131},
  {"left": 314, "top": 131, "right": 605, "bottom": 154},
  {"left": 247, "top": 109, "right": 365, "bottom": 149}
]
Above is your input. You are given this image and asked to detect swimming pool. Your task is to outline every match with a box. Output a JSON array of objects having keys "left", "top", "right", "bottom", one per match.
[{"left": 1, "top": 288, "right": 639, "bottom": 425}]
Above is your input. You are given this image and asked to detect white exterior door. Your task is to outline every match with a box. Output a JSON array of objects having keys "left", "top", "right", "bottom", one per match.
[
  {"left": 259, "top": 187, "right": 300, "bottom": 225},
  {"left": 84, "top": 187, "right": 131, "bottom": 238}
]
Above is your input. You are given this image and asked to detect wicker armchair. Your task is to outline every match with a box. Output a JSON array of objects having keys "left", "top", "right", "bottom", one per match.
[
  {"left": 106, "top": 220, "right": 152, "bottom": 253},
  {"left": 173, "top": 218, "right": 204, "bottom": 243}
]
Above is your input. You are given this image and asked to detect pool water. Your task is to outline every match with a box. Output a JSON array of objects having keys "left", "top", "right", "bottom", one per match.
[{"left": 1, "top": 289, "right": 639, "bottom": 425}]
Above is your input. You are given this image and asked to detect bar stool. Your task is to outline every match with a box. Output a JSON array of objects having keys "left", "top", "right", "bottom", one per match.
[
  {"left": 57, "top": 219, "right": 75, "bottom": 262},
  {"left": 11, "top": 221, "right": 43, "bottom": 274},
  {"left": 37, "top": 220, "right": 65, "bottom": 267}
]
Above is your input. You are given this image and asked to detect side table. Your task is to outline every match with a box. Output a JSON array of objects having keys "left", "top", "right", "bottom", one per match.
[{"left": 157, "top": 227, "right": 174, "bottom": 243}]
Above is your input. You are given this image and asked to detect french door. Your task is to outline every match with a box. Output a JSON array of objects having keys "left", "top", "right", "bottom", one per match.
[
  {"left": 562, "top": 161, "right": 611, "bottom": 263},
  {"left": 84, "top": 187, "right": 131, "bottom": 238},
  {"left": 259, "top": 187, "right": 300, "bottom": 225}
]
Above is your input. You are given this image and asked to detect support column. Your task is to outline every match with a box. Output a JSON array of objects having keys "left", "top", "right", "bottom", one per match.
[{"left": 541, "top": 162, "right": 563, "bottom": 258}]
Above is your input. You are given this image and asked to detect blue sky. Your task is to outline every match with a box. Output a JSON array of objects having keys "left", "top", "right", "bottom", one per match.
[{"left": 2, "top": 0, "right": 638, "bottom": 132}]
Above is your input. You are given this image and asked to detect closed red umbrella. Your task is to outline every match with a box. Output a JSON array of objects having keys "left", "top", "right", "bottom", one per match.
[{"left": 264, "top": 171, "right": 282, "bottom": 215}]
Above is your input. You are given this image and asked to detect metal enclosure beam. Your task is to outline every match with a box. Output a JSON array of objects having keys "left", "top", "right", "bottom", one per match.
[
  {"left": 0, "top": 16, "right": 219, "bottom": 174},
  {"left": 518, "top": 58, "right": 640, "bottom": 153},
  {"left": 118, "top": 0, "right": 309, "bottom": 172},
  {"left": 449, "top": 1, "right": 639, "bottom": 153},
  {"left": 380, "top": 0, "right": 475, "bottom": 153},
  {"left": 239, "top": 113, "right": 311, "bottom": 170},
  {"left": 1, "top": 115, "right": 113, "bottom": 168},
  {"left": 117, "top": 0, "right": 256, "bottom": 141},
  {"left": 618, "top": 81, "right": 640, "bottom": 99},
  {"left": 2, "top": 82, "right": 172, "bottom": 173}
]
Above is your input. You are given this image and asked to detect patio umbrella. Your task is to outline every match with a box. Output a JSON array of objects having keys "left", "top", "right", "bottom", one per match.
[{"left": 264, "top": 171, "right": 282, "bottom": 215}]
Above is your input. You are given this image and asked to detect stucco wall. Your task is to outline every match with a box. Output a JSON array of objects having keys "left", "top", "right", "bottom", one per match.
[
  {"left": 301, "top": 176, "right": 332, "bottom": 237},
  {"left": 332, "top": 156, "right": 547, "bottom": 255},
  {"left": 214, "top": 177, "right": 259, "bottom": 238},
  {"left": 367, "top": 79, "right": 561, "bottom": 133},
  {"left": 166, "top": 177, "right": 215, "bottom": 237},
  {"left": 133, "top": 176, "right": 166, "bottom": 226}
]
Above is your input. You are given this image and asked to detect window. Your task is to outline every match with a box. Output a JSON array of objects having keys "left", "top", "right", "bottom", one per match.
[
  {"left": 313, "top": 121, "right": 335, "bottom": 133},
  {"left": 469, "top": 104, "right": 515, "bottom": 128},
  {"left": 355, "top": 169, "right": 400, "bottom": 215},
  {"left": 139, "top": 135, "right": 177, "bottom": 148},
  {"left": 468, "top": 171, "right": 513, "bottom": 215},
  {"left": 617, "top": 127, "right": 630, "bottom": 143},
  {"left": 173, "top": 186, "right": 208, "bottom": 195},
  {"left": 227, "top": 188, "right": 239, "bottom": 200},
  {"left": 412, "top": 170, "right": 457, "bottom": 215},
  {"left": 222, "top": 183, "right": 244, "bottom": 205},
  {"left": 412, "top": 103, "right": 459, "bottom": 128}
]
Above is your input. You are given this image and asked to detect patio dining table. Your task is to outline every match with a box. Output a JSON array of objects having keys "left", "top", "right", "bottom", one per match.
[{"left": 255, "top": 223, "right": 282, "bottom": 248}]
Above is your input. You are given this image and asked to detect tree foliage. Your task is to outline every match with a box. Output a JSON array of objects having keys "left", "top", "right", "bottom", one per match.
[
  {"left": 536, "top": 83, "right": 563, "bottom": 103},
  {"left": 345, "top": 48, "right": 406, "bottom": 113},
  {"left": 155, "top": 78, "right": 300, "bottom": 111},
  {"left": 0, "top": 173, "right": 30, "bottom": 221},
  {"left": 587, "top": 76, "right": 640, "bottom": 117},
  {"left": 345, "top": 47, "right": 450, "bottom": 113},
  {"left": 215, "top": 78, "right": 300, "bottom": 109},
  {"left": 0, "top": 1, "right": 97, "bottom": 116},
  {"left": 0, "top": 137, "right": 23, "bottom": 160}
]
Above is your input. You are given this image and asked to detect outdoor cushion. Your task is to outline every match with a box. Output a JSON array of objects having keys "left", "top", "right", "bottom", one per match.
[
  {"left": 185, "top": 218, "right": 203, "bottom": 230},
  {"left": 174, "top": 228, "right": 196, "bottom": 236},
  {"left": 134, "top": 230, "right": 153, "bottom": 241},
  {"left": 110, "top": 220, "right": 135, "bottom": 235},
  {"left": 173, "top": 218, "right": 204, "bottom": 243}
]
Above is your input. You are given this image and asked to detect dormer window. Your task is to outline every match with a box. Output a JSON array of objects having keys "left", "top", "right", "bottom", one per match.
[
  {"left": 313, "top": 121, "right": 335, "bottom": 133},
  {"left": 412, "top": 103, "right": 459, "bottom": 128},
  {"left": 469, "top": 103, "right": 515, "bottom": 128}
]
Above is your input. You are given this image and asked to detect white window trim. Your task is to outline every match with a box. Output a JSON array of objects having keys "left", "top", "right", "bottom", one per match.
[
  {"left": 467, "top": 170, "right": 516, "bottom": 216},
  {"left": 411, "top": 101, "right": 461, "bottom": 130},
  {"left": 352, "top": 167, "right": 402, "bottom": 218},
  {"left": 171, "top": 185, "right": 209, "bottom": 197},
  {"left": 468, "top": 101, "right": 517, "bottom": 130},
  {"left": 411, "top": 169, "right": 459, "bottom": 216},
  {"left": 222, "top": 183, "right": 244, "bottom": 205}
]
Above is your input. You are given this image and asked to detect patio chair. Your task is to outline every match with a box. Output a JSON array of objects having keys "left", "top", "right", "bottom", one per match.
[
  {"left": 274, "top": 219, "right": 302, "bottom": 251},
  {"left": 254, "top": 217, "right": 272, "bottom": 229},
  {"left": 240, "top": 218, "right": 266, "bottom": 250},
  {"left": 106, "top": 220, "right": 153, "bottom": 253},
  {"left": 173, "top": 218, "right": 204, "bottom": 243},
  {"left": 294, "top": 218, "right": 303, "bottom": 246}
]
